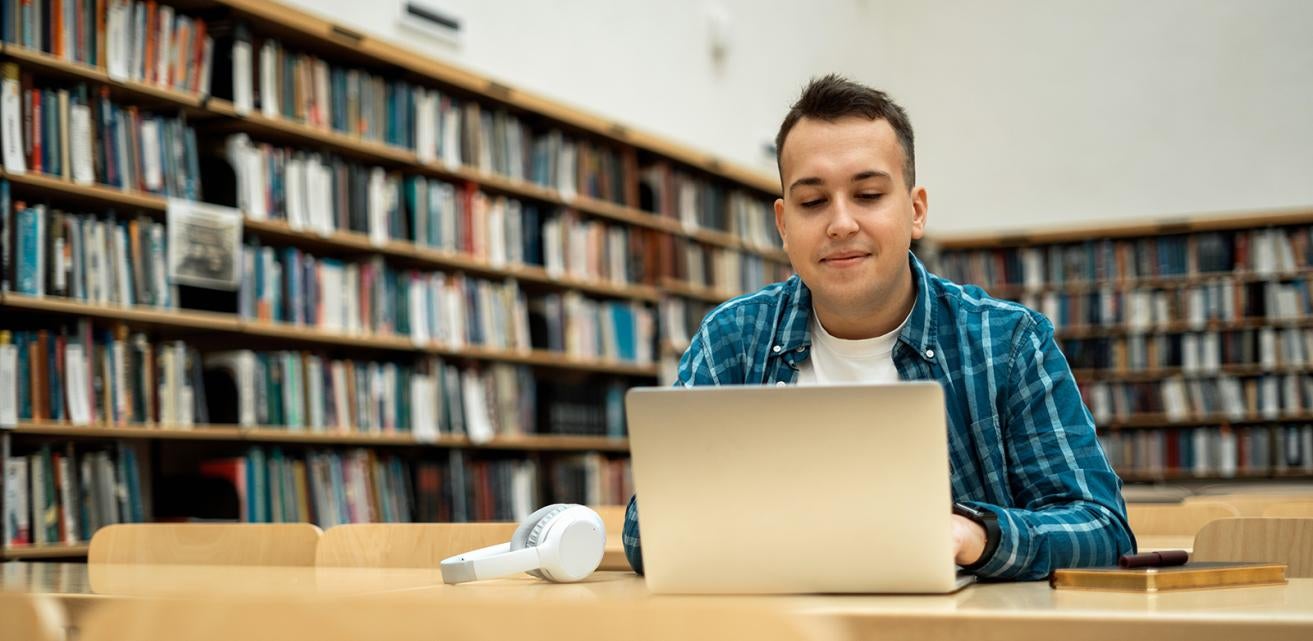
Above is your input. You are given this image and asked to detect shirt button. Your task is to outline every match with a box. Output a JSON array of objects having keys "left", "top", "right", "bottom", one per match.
[
  {"left": 772, "top": 345, "right": 782, "bottom": 353},
  {"left": 776, "top": 381, "right": 786, "bottom": 387},
  {"left": 926, "top": 349, "right": 935, "bottom": 359}
]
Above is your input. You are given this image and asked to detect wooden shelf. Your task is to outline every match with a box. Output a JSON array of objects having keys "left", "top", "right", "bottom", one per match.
[
  {"left": 0, "top": 40, "right": 787, "bottom": 265},
  {"left": 1071, "top": 364, "right": 1313, "bottom": 382},
  {"left": 2, "top": 294, "right": 661, "bottom": 377},
  {"left": 9, "top": 421, "right": 630, "bottom": 452},
  {"left": 3, "top": 293, "right": 241, "bottom": 332},
  {"left": 12, "top": 423, "right": 246, "bottom": 441},
  {"left": 1, "top": 169, "right": 174, "bottom": 211},
  {"left": 0, "top": 43, "right": 208, "bottom": 112},
  {"left": 659, "top": 278, "right": 739, "bottom": 305},
  {"left": 1055, "top": 317, "right": 1313, "bottom": 340},
  {"left": 1, "top": 170, "right": 662, "bottom": 304},
  {"left": 982, "top": 268, "right": 1313, "bottom": 298},
  {"left": 1098, "top": 413, "right": 1313, "bottom": 430},
  {"left": 1, "top": 543, "right": 91, "bottom": 560},
  {"left": 205, "top": 100, "right": 789, "bottom": 263},
  {"left": 931, "top": 206, "right": 1313, "bottom": 249},
  {"left": 1119, "top": 469, "right": 1313, "bottom": 483},
  {"left": 242, "top": 218, "right": 662, "bottom": 303}
]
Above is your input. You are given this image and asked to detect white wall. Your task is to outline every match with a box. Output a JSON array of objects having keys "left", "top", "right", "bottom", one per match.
[
  {"left": 279, "top": 0, "right": 872, "bottom": 176},
  {"left": 280, "top": 0, "right": 1313, "bottom": 235},
  {"left": 871, "top": 0, "right": 1313, "bottom": 234}
]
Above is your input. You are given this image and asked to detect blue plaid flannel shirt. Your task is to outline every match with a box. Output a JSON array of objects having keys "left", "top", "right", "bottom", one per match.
[{"left": 623, "top": 253, "right": 1135, "bottom": 580}]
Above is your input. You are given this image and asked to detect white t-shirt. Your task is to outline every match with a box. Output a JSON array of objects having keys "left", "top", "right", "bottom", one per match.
[{"left": 795, "top": 307, "right": 911, "bottom": 385}]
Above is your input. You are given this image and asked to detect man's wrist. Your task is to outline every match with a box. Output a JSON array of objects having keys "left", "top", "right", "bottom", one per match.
[{"left": 953, "top": 502, "right": 1001, "bottom": 571}]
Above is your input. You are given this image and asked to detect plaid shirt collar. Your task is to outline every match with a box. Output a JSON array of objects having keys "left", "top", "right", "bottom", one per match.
[{"left": 773, "top": 252, "right": 938, "bottom": 363}]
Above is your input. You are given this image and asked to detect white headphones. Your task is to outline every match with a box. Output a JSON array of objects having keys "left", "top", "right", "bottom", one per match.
[{"left": 439, "top": 504, "right": 606, "bottom": 584}]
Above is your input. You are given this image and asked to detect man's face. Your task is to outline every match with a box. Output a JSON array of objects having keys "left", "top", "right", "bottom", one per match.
[{"left": 774, "top": 116, "right": 927, "bottom": 314}]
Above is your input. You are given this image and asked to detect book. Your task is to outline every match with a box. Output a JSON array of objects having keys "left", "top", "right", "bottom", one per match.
[
  {"left": 3, "top": 456, "right": 31, "bottom": 546},
  {"left": 1051, "top": 562, "right": 1287, "bottom": 592}
]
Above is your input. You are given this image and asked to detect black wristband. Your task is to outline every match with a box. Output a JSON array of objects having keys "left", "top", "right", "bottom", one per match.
[{"left": 953, "top": 502, "right": 1001, "bottom": 572}]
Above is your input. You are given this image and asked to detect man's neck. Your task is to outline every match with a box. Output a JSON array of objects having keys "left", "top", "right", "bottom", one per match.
[{"left": 812, "top": 264, "right": 916, "bottom": 341}]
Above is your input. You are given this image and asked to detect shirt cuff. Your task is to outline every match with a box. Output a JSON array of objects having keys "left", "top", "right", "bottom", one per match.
[{"left": 959, "top": 501, "right": 1027, "bottom": 579}]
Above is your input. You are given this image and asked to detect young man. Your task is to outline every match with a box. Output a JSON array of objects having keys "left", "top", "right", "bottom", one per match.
[{"left": 622, "top": 75, "right": 1134, "bottom": 581}]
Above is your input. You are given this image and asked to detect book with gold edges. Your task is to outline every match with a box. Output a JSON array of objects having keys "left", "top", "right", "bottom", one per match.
[{"left": 1051, "top": 562, "right": 1287, "bottom": 592}]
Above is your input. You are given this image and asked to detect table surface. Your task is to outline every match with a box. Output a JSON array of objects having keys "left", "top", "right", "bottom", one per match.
[{"left": 5, "top": 562, "right": 1311, "bottom": 640}]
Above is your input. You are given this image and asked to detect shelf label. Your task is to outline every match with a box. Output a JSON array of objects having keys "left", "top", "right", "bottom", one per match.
[{"left": 167, "top": 199, "right": 244, "bottom": 290}]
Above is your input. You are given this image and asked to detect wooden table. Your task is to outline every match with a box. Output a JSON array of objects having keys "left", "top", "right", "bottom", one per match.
[
  {"left": 5, "top": 563, "right": 1311, "bottom": 640},
  {"left": 1, "top": 561, "right": 448, "bottom": 624}
]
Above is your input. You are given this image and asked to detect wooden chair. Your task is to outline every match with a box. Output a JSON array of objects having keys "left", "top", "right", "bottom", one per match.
[
  {"left": 1264, "top": 501, "right": 1313, "bottom": 517},
  {"left": 0, "top": 593, "right": 66, "bottom": 641},
  {"left": 315, "top": 523, "right": 517, "bottom": 568},
  {"left": 1186, "top": 494, "right": 1313, "bottom": 517},
  {"left": 1126, "top": 502, "right": 1239, "bottom": 536},
  {"left": 78, "top": 595, "right": 822, "bottom": 641},
  {"left": 1192, "top": 517, "right": 1313, "bottom": 578},
  {"left": 589, "top": 505, "right": 633, "bottom": 572},
  {"left": 1120, "top": 485, "right": 1192, "bottom": 504},
  {"left": 89, "top": 523, "right": 322, "bottom": 566},
  {"left": 590, "top": 505, "right": 627, "bottom": 536}
]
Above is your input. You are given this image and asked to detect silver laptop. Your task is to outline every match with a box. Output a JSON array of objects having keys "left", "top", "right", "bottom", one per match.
[{"left": 625, "top": 382, "right": 975, "bottom": 594}]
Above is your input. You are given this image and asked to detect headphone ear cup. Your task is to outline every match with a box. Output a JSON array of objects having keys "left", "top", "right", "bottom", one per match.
[
  {"left": 514, "top": 504, "right": 572, "bottom": 579},
  {"left": 512, "top": 504, "right": 570, "bottom": 551},
  {"left": 534, "top": 506, "right": 606, "bottom": 582}
]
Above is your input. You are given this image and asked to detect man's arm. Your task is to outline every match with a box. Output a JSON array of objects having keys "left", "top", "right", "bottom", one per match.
[
  {"left": 963, "top": 314, "right": 1135, "bottom": 580},
  {"left": 622, "top": 321, "right": 737, "bottom": 575}
]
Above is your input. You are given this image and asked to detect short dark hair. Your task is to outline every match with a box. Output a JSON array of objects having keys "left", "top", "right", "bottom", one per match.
[{"left": 775, "top": 74, "right": 916, "bottom": 189}]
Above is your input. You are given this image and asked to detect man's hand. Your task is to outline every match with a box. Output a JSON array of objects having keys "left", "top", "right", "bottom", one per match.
[{"left": 952, "top": 514, "right": 987, "bottom": 566}]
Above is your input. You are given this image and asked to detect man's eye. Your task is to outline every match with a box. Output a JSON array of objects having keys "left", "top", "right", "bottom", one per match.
[
  {"left": 801, "top": 199, "right": 825, "bottom": 208},
  {"left": 858, "top": 193, "right": 883, "bottom": 201}
]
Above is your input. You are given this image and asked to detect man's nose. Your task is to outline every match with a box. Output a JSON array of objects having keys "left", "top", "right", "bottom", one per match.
[{"left": 827, "top": 198, "right": 859, "bottom": 238}]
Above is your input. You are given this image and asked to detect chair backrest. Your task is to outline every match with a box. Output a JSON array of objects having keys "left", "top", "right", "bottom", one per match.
[
  {"left": 590, "top": 505, "right": 627, "bottom": 535},
  {"left": 78, "top": 595, "right": 823, "bottom": 641},
  {"left": 1186, "top": 493, "right": 1313, "bottom": 516},
  {"left": 1264, "top": 501, "right": 1313, "bottom": 518},
  {"left": 315, "top": 523, "right": 518, "bottom": 568},
  {"left": 1126, "top": 502, "right": 1240, "bottom": 536},
  {"left": 1120, "top": 485, "right": 1192, "bottom": 504},
  {"left": 0, "top": 593, "right": 66, "bottom": 641},
  {"left": 1192, "top": 517, "right": 1313, "bottom": 578},
  {"left": 89, "top": 523, "right": 322, "bottom": 566}
]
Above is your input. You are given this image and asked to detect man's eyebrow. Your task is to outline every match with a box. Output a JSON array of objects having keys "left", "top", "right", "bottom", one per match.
[
  {"left": 788, "top": 170, "right": 891, "bottom": 193},
  {"left": 853, "top": 170, "right": 891, "bottom": 182},
  {"left": 787, "top": 177, "right": 824, "bottom": 193}
]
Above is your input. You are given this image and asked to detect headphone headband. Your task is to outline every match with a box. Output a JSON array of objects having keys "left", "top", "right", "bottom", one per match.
[
  {"left": 439, "top": 504, "right": 606, "bottom": 584},
  {"left": 440, "top": 543, "right": 541, "bottom": 584}
]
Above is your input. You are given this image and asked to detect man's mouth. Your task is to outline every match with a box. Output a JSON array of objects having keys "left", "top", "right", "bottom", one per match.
[{"left": 821, "top": 251, "right": 871, "bottom": 266}]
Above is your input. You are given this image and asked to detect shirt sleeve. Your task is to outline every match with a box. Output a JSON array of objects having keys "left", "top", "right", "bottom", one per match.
[
  {"left": 966, "top": 314, "right": 1136, "bottom": 580},
  {"left": 622, "top": 493, "right": 644, "bottom": 575}
]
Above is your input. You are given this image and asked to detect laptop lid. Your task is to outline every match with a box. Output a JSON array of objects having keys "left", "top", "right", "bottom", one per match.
[{"left": 625, "top": 382, "right": 964, "bottom": 594}]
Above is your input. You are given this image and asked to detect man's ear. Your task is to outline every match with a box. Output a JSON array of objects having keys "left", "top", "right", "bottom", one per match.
[
  {"left": 910, "top": 186, "right": 928, "bottom": 240},
  {"left": 774, "top": 198, "right": 788, "bottom": 251}
]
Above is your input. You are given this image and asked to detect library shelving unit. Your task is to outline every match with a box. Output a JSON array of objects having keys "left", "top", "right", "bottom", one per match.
[
  {"left": 930, "top": 208, "right": 1313, "bottom": 487},
  {"left": 0, "top": 0, "right": 788, "bottom": 558}
]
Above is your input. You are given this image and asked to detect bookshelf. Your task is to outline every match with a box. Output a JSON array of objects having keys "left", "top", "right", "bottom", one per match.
[
  {"left": 2, "top": 542, "right": 90, "bottom": 559},
  {"left": 932, "top": 208, "right": 1313, "bottom": 486},
  {"left": 0, "top": 0, "right": 785, "bottom": 557},
  {"left": 11, "top": 421, "right": 629, "bottom": 452}
]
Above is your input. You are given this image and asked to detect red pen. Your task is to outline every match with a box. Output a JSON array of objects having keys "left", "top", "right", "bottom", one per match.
[{"left": 1118, "top": 549, "right": 1189, "bottom": 569}]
